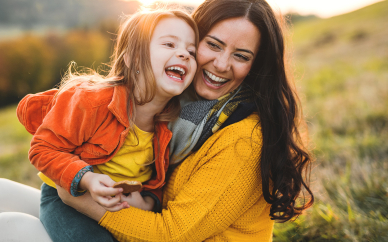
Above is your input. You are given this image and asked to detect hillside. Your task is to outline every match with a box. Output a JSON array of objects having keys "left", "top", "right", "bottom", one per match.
[
  {"left": 292, "top": 0, "right": 388, "bottom": 66},
  {"left": 274, "top": 1, "right": 388, "bottom": 240}
]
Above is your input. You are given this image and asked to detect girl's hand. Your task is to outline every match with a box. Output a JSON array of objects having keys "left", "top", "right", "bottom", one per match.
[
  {"left": 78, "top": 171, "right": 126, "bottom": 211},
  {"left": 120, "top": 192, "right": 155, "bottom": 211},
  {"left": 57, "top": 186, "right": 126, "bottom": 221}
]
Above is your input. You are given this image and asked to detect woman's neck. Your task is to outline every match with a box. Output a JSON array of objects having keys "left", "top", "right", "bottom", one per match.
[{"left": 133, "top": 95, "right": 170, "bottom": 132}]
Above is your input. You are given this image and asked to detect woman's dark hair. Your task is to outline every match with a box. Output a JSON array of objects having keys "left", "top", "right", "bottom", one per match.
[{"left": 193, "top": 0, "right": 314, "bottom": 222}]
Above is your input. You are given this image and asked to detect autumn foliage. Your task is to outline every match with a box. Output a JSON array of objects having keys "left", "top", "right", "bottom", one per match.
[{"left": 0, "top": 29, "right": 112, "bottom": 107}]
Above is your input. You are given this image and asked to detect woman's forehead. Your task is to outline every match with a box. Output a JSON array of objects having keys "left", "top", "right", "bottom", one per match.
[{"left": 206, "top": 17, "right": 261, "bottom": 54}]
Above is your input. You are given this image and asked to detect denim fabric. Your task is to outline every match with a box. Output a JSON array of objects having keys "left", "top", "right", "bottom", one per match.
[
  {"left": 40, "top": 183, "right": 118, "bottom": 242},
  {"left": 70, "top": 166, "right": 93, "bottom": 197}
]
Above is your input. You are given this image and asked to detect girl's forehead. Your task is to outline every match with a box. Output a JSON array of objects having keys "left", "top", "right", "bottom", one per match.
[{"left": 152, "top": 17, "right": 196, "bottom": 44}]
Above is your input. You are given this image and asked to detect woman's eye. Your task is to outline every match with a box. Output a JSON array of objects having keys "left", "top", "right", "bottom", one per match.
[
  {"left": 164, "top": 42, "right": 174, "bottom": 48},
  {"left": 235, "top": 53, "right": 249, "bottom": 61},
  {"left": 207, "top": 41, "right": 221, "bottom": 50}
]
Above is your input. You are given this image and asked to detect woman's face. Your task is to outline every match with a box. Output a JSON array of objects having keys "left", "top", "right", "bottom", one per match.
[{"left": 193, "top": 17, "right": 261, "bottom": 100}]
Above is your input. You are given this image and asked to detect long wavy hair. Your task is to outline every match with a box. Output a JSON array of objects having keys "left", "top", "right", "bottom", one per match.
[
  {"left": 192, "top": 0, "right": 314, "bottom": 222},
  {"left": 58, "top": 8, "right": 199, "bottom": 123}
]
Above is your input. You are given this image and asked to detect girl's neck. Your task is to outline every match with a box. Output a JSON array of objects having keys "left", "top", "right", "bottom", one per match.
[{"left": 133, "top": 95, "right": 170, "bottom": 132}]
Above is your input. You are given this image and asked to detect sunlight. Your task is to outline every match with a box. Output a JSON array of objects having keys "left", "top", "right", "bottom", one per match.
[{"left": 136, "top": 0, "right": 156, "bottom": 6}]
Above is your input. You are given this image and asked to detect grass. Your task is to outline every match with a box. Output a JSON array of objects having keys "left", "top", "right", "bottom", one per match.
[
  {"left": 272, "top": 1, "right": 388, "bottom": 241},
  {"left": 0, "top": 105, "right": 41, "bottom": 189}
]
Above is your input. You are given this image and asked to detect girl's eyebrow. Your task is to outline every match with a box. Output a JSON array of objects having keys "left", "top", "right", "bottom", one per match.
[
  {"left": 159, "top": 35, "right": 196, "bottom": 47},
  {"left": 159, "top": 34, "right": 180, "bottom": 40},
  {"left": 206, "top": 35, "right": 254, "bottom": 56}
]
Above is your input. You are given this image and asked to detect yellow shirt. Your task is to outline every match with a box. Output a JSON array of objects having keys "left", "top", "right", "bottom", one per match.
[
  {"left": 38, "top": 125, "right": 154, "bottom": 188},
  {"left": 93, "top": 125, "right": 154, "bottom": 183},
  {"left": 100, "top": 114, "right": 274, "bottom": 241}
]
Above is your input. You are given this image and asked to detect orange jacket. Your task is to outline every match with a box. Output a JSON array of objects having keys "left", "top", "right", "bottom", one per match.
[{"left": 17, "top": 84, "right": 172, "bottom": 204}]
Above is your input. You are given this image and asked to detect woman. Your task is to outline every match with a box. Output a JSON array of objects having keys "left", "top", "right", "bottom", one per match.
[
  {"left": 0, "top": 0, "right": 313, "bottom": 241},
  {"left": 59, "top": 0, "right": 313, "bottom": 240}
]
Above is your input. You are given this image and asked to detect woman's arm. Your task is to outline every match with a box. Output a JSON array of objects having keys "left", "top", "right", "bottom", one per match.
[
  {"left": 57, "top": 186, "right": 110, "bottom": 220},
  {"left": 60, "top": 116, "right": 273, "bottom": 241},
  {"left": 57, "top": 186, "right": 156, "bottom": 217}
]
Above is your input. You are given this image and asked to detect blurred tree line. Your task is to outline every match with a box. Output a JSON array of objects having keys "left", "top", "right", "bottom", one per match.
[
  {"left": 0, "top": 26, "right": 116, "bottom": 107},
  {"left": 0, "top": 0, "right": 141, "bottom": 107},
  {"left": 284, "top": 12, "right": 318, "bottom": 25},
  {"left": 0, "top": 0, "right": 139, "bottom": 29}
]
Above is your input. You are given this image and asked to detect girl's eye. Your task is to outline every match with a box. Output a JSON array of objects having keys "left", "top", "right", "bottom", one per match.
[
  {"left": 164, "top": 42, "right": 174, "bottom": 48},
  {"left": 207, "top": 41, "right": 221, "bottom": 50},
  {"left": 189, "top": 50, "right": 196, "bottom": 57},
  {"left": 235, "top": 53, "right": 250, "bottom": 61}
]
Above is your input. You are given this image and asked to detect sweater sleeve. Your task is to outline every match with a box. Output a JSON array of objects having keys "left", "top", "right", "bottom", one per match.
[
  {"left": 140, "top": 189, "right": 162, "bottom": 213},
  {"left": 99, "top": 117, "right": 272, "bottom": 241}
]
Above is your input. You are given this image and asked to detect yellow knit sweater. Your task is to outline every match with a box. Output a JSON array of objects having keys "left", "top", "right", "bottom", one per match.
[{"left": 99, "top": 114, "right": 274, "bottom": 241}]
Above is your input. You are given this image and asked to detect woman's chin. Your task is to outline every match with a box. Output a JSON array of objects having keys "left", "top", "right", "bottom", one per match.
[{"left": 193, "top": 85, "right": 219, "bottom": 100}]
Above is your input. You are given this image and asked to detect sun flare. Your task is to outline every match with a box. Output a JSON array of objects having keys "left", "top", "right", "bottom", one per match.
[{"left": 137, "top": 0, "right": 156, "bottom": 6}]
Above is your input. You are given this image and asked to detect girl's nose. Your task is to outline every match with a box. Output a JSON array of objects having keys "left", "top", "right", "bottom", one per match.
[
  {"left": 177, "top": 49, "right": 189, "bottom": 60},
  {"left": 213, "top": 53, "right": 230, "bottom": 72}
]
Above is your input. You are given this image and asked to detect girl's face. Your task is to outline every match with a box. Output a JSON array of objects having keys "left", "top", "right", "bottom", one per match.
[
  {"left": 149, "top": 17, "right": 197, "bottom": 99},
  {"left": 193, "top": 17, "right": 261, "bottom": 100}
]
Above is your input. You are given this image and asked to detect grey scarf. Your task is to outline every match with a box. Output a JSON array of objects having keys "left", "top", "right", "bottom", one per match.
[{"left": 168, "top": 85, "right": 254, "bottom": 165}]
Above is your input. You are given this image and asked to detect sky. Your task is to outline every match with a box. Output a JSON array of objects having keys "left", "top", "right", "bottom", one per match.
[{"left": 135, "top": 0, "right": 384, "bottom": 18}]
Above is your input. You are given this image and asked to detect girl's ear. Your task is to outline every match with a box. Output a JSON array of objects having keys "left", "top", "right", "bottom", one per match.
[
  {"left": 124, "top": 52, "right": 130, "bottom": 68},
  {"left": 124, "top": 53, "right": 140, "bottom": 70}
]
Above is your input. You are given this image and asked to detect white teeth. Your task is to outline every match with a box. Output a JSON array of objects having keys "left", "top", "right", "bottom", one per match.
[
  {"left": 204, "top": 70, "right": 228, "bottom": 83},
  {"left": 167, "top": 74, "right": 182, "bottom": 80},
  {"left": 167, "top": 66, "right": 185, "bottom": 75},
  {"left": 210, "top": 82, "right": 222, "bottom": 87}
]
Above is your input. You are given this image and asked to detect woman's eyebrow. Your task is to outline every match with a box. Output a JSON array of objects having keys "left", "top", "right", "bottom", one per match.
[
  {"left": 207, "top": 35, "right": 226, "bottom": 46},
  {"left": 206, "top": 35, "right": 254, "bottom": 56},
  {"left": 236, "top": 48, "right": 254, "bottom": 56}
]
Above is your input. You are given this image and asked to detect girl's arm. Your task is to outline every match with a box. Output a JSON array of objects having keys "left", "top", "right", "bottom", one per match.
[
  {"left": 59, "top": 116, "right": 274, "bottom": 241},
  {"left": 29, "top": 87, "right": 123, "bottom": 208}
]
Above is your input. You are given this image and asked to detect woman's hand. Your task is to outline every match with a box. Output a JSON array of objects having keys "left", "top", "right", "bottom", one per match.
[
  {"left": 57, "top": 186, "right": 129, "bottom": 222},
  {"left": 78, "top": 171, "right": 125, "bottom": 211},
  {"left": 56, "top": 185, "right": 106, "bottom": 221},
  {"left": 120, "top": 192, "right": 155, "bottom": 211}
]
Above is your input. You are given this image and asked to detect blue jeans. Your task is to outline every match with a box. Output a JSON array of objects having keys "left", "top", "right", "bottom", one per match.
[{"left": 40, "top": 183, "right": 118, "bottom": 242}]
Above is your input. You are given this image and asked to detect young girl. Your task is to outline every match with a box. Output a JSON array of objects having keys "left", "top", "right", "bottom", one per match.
[{"left": 16, "top": 8, "right": 198, "bottom": 241}]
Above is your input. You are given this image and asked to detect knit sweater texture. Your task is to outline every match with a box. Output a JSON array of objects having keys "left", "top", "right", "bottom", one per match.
[{"left": 99, "top": 113, "right": 274, "bottom": 241}]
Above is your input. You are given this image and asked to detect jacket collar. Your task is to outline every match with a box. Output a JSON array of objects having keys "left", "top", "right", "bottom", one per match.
[{"left": 108, "top": 85, "right": 130, "bottom": 128}]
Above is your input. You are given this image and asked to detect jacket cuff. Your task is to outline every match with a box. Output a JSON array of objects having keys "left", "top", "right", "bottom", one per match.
[
  {"left": 70, "top": 166, "right": 94, "bottom": 197},
  {"left": 140, "top": 190, "right": 162, "bottom": 213}
]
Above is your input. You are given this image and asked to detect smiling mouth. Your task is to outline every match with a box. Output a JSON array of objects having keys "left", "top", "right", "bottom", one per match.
[
  {"left": 165, "top": 66, "right": 186, "bottom": 81},
  {"left": 203, "top": 70, "right": 230, "bottom": 87}
]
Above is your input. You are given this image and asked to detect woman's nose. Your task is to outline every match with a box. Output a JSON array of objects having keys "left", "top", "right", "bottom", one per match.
[{"left": 213, "top": 53, "right": 230, "bottom": 72}]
